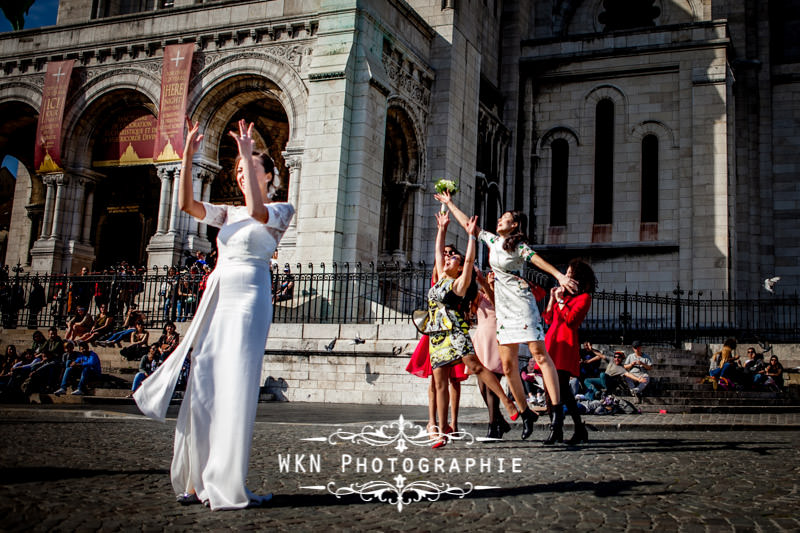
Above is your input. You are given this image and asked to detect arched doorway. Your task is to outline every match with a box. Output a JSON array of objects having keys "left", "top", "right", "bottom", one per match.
[
  {"left": 0, "top": 101, "right": 41, "bottom": 267},
  {"left": 192, "top": 75, "right": 291, "bottom": 252},
  {"left": 88, "top": 93, "right": 161, "bottom": 269},
  {"left": 379, "top": 106, "right": 421, "bottom": 263}
]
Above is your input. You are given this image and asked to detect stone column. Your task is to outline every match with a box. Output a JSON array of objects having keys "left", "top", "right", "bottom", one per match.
[
  {"left": 280, "top": 149, "right": 302, "bottom": 252},
  {"left": 168, "top": 167, "right": 181, "bottom": 235},
  {"left": 155, "top": 164, "right": 176, "bottom": 235},
  {"left": 40, "top": 174, "right": 57, "bottom": 239},
  {"left": 81, "top": 186, "right": 94, "bottom": 244},
  {"left": 185, "top": 159, "right": 219, "bottom": 252},
  {"left": 49, "top": 174, "right": 70, "bottom": 239}
]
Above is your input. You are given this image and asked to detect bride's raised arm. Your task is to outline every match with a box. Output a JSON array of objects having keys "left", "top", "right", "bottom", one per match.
[{"left": 179, "top": 117, "right": 207, "bottom": 220}]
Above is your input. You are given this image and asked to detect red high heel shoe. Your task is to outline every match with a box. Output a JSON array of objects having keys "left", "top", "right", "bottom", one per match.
[{"left": 431, "top": 425, "right": 453, "bottom": 449}]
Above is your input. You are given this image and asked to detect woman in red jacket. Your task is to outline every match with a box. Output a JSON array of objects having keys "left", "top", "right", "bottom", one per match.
[{"left": 541, "top": 259, "right": 596, "bottom": 445}]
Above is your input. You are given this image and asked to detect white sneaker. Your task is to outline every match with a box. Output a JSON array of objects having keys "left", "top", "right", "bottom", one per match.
[
  {"left": 53, "top": 388, "right": 66, "bottom": 396},
  {"left": 71, "top": 389, "right": 85, "bottom": 396}
]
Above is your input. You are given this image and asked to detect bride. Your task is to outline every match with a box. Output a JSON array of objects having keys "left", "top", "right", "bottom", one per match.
[{"left": 134, "top": 117, "right": 294, "bottom": 510}]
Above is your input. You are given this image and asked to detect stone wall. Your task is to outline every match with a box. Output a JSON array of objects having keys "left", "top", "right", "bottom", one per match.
[{"left": 260, "top": 322, "right": 488, "bottom": 407}]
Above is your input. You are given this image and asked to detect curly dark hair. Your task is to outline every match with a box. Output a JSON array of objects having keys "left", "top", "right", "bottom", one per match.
[
  {"left": 568, "top": 259, "right": 598, "bottom": 295},
  {"left": 501, "top": 211, "right": 529, "bottom": 253}
]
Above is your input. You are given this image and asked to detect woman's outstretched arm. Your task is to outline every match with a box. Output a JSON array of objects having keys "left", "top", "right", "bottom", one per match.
[
  {"left": 433, "top": 211, "right": 449, "bottom": 280},
  {"left": 229, "top": 119, "right": 269, "bottom": 223},
  {"left": 179, "top": 117, "right": 206, "bottom": 220},
  {"left": 453, "top": 215, "right": 479, "bottom": 297},
  {"left": 529, "top": 253, "right": 577, "bottom": 293},
  {"left": 434, "top": 190, "right": 478, "bottom": 234}
]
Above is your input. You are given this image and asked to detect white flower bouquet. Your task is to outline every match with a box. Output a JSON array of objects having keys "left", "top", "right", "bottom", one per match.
[{"left": 433, "top": 179, "right": 459, "bottom": 212}]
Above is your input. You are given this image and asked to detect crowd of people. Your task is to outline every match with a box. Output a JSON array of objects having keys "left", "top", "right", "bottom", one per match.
[
  {"left": 0, "top": 316, "right": 187, "bottom": 401},
  {"left": 706, "top": 338, "right": 784, "bottom": 392}
]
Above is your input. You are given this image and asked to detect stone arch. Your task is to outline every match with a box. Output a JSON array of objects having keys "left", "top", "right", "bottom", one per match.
[
  {"left": 188, "top": 52, "right": 308, "bottom": 149},
  {"left": 0, "top": 81, "right": 42, "bottom": 110},
  {"left": 536, "top": 125, "right": 581, "bottom": 155},
  {"left": 630, "top": 120, "right": 678, "bottom": 149},
  {"left": 62, "top": 68, "right": 161, "bottom": 167},
  {"left": 378, "top": 100, "right": 424, "bottom": 262},
  {"left": 581, "top": 84, "right": 628, "bottom": 142}
]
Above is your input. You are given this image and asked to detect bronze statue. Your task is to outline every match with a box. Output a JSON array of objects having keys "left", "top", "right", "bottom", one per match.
[{"left": 1, "top": 0, "right": 36, "bottom": 31}]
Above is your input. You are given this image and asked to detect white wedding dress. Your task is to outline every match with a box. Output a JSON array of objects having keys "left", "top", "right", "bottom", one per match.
[{"left": 135, "top": 201, "right": 294, "bottom": 510}]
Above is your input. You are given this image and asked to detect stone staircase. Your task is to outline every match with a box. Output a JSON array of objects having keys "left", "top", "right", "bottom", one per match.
[
  {"left": 602, "top": 345, "right": 800, "bottom": 414},
  {"left": 2, "top": 327, "right": 798, "bottom": 413}
]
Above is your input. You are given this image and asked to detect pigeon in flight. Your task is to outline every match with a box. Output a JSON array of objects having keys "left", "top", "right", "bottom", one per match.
[
  {"left": 324, "top": 338, "right": 336, "bottom": 352},
  {"left": 764, "top": 276, "right": 781, "bottom": 293},
  {"left": 350, "top": 335, "right": 365, "bottom": 345}
]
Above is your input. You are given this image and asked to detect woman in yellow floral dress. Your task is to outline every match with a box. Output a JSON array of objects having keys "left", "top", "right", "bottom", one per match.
[{"left": 426, "top": 210, "right": 519, "bottom": 448}]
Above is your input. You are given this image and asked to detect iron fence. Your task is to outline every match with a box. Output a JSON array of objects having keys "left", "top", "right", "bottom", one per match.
[{"left": 0, "top": 264, "right": 798, "bottom": 346}]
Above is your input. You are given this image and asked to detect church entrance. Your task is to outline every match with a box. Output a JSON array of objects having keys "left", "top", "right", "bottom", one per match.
[{"left": 91, "top": 105, "right": 160, "bottom": 269}]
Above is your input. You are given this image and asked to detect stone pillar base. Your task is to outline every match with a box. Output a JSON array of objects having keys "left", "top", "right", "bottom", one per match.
[
  {"left": 146, "top": 233, "right": 185, "bottom": 269},
  {"left": 184, "top": 234, "right": 212, "bottom": 255},
  {"left": 62, "top": 241, "right": 96, "bottom": 274},
  {"left": 30, "top": 238, "right": 64, "bottom": 273}
]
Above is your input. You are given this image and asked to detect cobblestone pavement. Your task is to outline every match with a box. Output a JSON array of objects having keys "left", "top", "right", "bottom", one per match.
[{"left": 1, "top": 405, "right": 799, "bottom": 532}]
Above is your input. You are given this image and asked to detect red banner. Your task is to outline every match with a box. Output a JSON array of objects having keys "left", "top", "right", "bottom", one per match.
[
  {"left": 93, "top": 109, "right": 157, "bottom": 167},
  {"left": 153, "top": 43, "right": 194, "bottom": 162},
  {"left": 34, "top": 60, "right": 74, "bottom": 173}
]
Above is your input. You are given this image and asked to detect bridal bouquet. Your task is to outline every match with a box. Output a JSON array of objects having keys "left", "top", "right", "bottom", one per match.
[{"left": 433, "top": 178, "right": 459, "bottom": 212}]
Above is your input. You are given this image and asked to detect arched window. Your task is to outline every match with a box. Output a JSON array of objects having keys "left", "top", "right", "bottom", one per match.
[
  {"left": 550, "top": 138, "right": 569, "bottom": 227},
  {"left": 641, "top": 135, "right": 659, "bottom": 223},
  {"left": 593, "top": 99, "right": 614, "bottom": 224}
]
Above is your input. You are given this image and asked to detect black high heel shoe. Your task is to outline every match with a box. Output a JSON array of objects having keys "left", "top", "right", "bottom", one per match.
[
  {"left": 520, "top": 408, "right": 538, "bottom": 440},
  {"left": 542, "top": 405, "right": 565, "bottom": 445},
  {"left": 486, "top": 422, "right": 500, "bottom": 440},
  {"left": 565, "top": 420, "right": 589, "bottom": 445},
  {"left": 497, "top": 417, "right": 511, "bottom": 438}
]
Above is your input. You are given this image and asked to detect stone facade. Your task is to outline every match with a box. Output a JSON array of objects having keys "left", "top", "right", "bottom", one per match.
[{"left": 0, "top": 0, "right": 797, "bottom": 298}]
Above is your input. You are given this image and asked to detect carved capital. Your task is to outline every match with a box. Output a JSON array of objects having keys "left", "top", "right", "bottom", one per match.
[{"left": 155, "top": 162, "right": 181, "bottom": 181}]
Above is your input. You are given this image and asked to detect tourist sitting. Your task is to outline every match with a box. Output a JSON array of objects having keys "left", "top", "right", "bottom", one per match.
[
  {"left": 22, "top": 349, "right": 63, "bottom": 395},
  {"left": 65, "top": 306, "right": 93, "bottom": 341},
  {"left": 739, "top": 347, "right": 768, "bottom": 387},
  {"left": 155, "top": 321, "right": 180, "bottom": 359},
  {"left": 624, "top": 340, "right": 653, "bottom": 399},
  {"left": 584, "top": 351, "right": 647, "bottom": 400},
  {"left": 0, "top": 344, "right": 17, "bottom": 376},
  {"left": 43, "top": 327, "right": 63, "bottom": 356},
  {"left": 765, "top": 355, "right": 784, "bottom": 391},
  {"left": 129, "top": 345, "right": 161, "bottom": 395},
  {"left": 273, "top": 266, "right": 295, "bottom": 303},
  {"left": 78, "top": 304, "right": 114, "bottom": 345},
  {"left": 30, "top": 330, "right": 47, "bottom": 354},
  {"left": 61, "top": 340, "right": 78, "bottom": 368},
  {"left": 579, "top": 341, "right": 604, "bottom": 384},
  {"left": 120, "top": 321, "right": 150, "bottom": 361},
  {"left": 54, "top": 341, "right": 101, "bottom": 396},
  {"left": 100, "top": 304, "right": 147, "bottom": 347}
]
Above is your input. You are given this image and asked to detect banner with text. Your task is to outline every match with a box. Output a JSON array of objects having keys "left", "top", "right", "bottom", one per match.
[
  {"left": 93, "top": 109, "right": 158, "bottom": 167},
  {"left": 153, "top": 43, "right": 194, "bottom": 162},
  {"left": 34, "top": 60, "right": 75, "bottom": 173}
]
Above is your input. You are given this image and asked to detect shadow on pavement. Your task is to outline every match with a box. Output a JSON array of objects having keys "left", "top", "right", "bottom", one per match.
[{"left": 0, "top": 466, "right": 169, "bottom": 484}]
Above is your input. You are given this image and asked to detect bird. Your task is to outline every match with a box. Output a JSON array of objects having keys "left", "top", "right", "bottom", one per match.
[
  {"left": 764, "top": 276, "right": 781, "bottom": 293},
  {"left": 392, "top": 346, "right": 402, "bottom": 355},
  {"left": 350, "top": 335, "right": 365, "bottom": 345},
  {"left": 324, "top": 338, "right": 336, "bottom": 352}
]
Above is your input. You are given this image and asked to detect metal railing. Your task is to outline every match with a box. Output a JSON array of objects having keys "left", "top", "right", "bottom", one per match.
[{"left": 1, "top": 264, "right": 798, "bottom": 346}]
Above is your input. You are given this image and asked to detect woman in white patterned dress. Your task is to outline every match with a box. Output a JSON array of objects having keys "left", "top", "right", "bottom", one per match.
[
  {"left": 435, "top": 191, "right": 577, "bottom": 442},
  {"left": 135, "top": 118, "right": 294, "bottom": 509}
]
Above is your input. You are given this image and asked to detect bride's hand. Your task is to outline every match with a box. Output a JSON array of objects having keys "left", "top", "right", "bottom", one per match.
[
  {"left": 228, "top": 119, "right": 255, "bottom": 159},
  {"left": 184, "top": 116, "right": 203, "bottom": 158}
]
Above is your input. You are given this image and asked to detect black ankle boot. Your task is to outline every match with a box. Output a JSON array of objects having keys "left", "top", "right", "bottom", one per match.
[
  {"left": 486, "top": 422, "right": 500, "bottom": 440},
  {"left": 520, "top": 408, "right": 538, "bottom": 440},
  {"left": 565, "top": 420, "right": 589, "bottom": 445},
  {"left": 497, "top": 417, "right": 511, "bottom": 437},
  {"left": 542, "top": 405, "right": 564, "bottom": 445}
]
